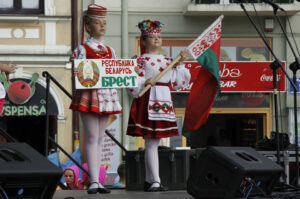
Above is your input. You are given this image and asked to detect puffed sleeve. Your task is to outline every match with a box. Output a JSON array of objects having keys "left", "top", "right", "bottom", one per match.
[
  {"left": 109, "top": 47, "right": 117, "bottom": 59},
  {"left": 70, "top": 45, "right": 86, "bottom": 60},
  {"left": 126, "top": 55, "right": 146, "bottom": 98},
  {"left": 170, "top": 61, "right": 191, "bottom": 91}
]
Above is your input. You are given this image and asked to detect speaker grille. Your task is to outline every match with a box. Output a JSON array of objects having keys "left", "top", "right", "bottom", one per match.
[{"left": 0, "top": 143, "right": 62, "bottom": 199}]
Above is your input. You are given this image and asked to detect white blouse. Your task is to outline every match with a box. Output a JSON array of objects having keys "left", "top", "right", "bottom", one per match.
[{"left": 128, "top": 53, "right": 191, "bottom": 121}]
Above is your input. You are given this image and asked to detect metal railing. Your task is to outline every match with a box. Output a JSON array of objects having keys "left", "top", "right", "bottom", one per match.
[{"left": 42, "top": 71, "right": 90, "bottom": 180}]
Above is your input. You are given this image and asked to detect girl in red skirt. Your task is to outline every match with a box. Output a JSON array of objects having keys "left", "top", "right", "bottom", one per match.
[
  {"left": 127, "top": 20, "right": 191, "bottom": 192},
  {"left": 70, "top": 4, "right": 121, "bottom": 194}
]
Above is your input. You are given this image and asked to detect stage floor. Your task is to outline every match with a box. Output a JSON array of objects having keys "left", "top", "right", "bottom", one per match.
[
  {"left": 52, "top": 189, "right": 300, "bottom": 199},
  {"left": 53, "top": 189, "right": 193, "bottom": 199}
]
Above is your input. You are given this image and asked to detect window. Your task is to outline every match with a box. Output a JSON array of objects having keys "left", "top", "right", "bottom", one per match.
[
  {"left": 0, "top": 0, "right": 44, "bottom": 14},
  {"left": 220, "top": 38, "right": 272, "bottom": 61},
  {"left": 136, "top": 37, "right": 272, "bottom": 61}
]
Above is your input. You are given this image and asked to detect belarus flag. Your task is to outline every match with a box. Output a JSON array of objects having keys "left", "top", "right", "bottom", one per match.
[{"left": 183, "top": 15, "right": 223, "bottom": 136}]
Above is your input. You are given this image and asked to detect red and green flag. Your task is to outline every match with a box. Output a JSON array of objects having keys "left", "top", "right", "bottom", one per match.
[{"left": 183, "top": 15, "right": 223, "bottom": 137}]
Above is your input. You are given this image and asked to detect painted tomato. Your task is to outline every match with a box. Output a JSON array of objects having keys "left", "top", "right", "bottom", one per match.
[{"left": 7, "top": 81, "right": 31, "bottom": 104}]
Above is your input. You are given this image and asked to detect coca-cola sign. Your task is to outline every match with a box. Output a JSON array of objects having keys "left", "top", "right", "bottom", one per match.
[{"left": 171, "top": 61, "right": 286, "bottom": 92}]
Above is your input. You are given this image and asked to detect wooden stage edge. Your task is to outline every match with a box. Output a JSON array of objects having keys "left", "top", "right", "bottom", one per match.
[{"left": 53, "top": 189, "right": 300, "bottom": 199}]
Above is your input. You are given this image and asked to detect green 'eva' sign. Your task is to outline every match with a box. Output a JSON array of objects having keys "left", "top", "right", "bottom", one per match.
[{"left": 74, "top": 59, "right": 138, "bottom": 89}]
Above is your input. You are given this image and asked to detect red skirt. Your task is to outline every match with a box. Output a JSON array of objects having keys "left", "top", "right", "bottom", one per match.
[
  {"left": 70, "top": 89, "right": 122, "bottom": 115},
  {"left": 126, "top": 89, "right": 179, "bottom": 138}
]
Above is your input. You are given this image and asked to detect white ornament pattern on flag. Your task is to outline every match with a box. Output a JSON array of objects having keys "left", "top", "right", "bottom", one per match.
[{"left": 187, "top": 16, "right": 223, "bottom": 59}]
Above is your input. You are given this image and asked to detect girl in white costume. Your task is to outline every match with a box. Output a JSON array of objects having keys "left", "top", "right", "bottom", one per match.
[{"left": 127, "top": 20, "right": 191, "bottom": 192}]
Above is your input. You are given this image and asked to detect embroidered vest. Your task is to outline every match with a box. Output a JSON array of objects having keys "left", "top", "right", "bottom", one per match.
[{"left": 83, "top": 44, "right": 113, "bottom": 59}]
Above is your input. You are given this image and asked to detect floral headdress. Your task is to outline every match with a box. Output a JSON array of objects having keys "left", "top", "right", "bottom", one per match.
[
  {"left": 138, "top": 20, "right": 163, "bottom": 55},
  {"left": 138, "top": 20, "right": 163, "bottom": 35}
]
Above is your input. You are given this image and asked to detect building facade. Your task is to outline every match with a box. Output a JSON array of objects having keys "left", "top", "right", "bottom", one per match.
[{"left": 0, "top": 0, "right": 73, "bottom": 161}]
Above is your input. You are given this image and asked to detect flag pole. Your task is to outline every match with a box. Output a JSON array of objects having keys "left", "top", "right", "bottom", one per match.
[
  {"left": 138, "top": 55, "right": 182, "bottom": 97},
  {"left": 138, "top": 15, "right": 224, "bottom": 97}
]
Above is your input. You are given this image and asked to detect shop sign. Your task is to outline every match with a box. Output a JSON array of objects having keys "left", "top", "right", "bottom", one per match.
[
  {"left": 288, "top": 108, "right": 300, "bottom": 146},
  {"left": 171, "top": 61, "right": 286, "bottom": 92},
  {"left": 74, "top": 59, "right": 138, "bottom": 89},
  {"left": 289, "top": 77, "right": 300, "bottom": 95},
  {"left": 2, "top": 75, "right": 58, "bottom": 116},
  {"left": 213, "top": 93, "right": 270, "bottom": 108}
]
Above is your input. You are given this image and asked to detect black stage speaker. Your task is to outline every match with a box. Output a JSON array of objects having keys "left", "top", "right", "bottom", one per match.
[
  {"left": 0, "top": 142, "right": 62, "bottom": 199},
  {"left": 187, "top": 147, "right": 283, "bottom": 199}
]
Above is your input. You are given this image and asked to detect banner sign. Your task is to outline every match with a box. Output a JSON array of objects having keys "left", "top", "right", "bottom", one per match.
[
  {"left": 101, "top": 115, "right": 121, "bottom": 186},
  {"left": 74, "top": 59, "right": 138, "bottom": 89},
  {"left": 172, "top": 61, "right": 286, "bottom": 92},
  {"left": 101, "top": 115, "right": 121, "bottom": 174}
]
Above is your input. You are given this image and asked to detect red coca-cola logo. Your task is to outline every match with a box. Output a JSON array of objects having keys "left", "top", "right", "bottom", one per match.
[{"left": 260, "top": 74, "right": 281, "bottom": 82}]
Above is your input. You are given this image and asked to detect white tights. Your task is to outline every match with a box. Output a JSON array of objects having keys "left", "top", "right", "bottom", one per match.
[
  {"left": 144, "top": 137, "right": 161, "bottom": 188},
  {"left": 80, "top": 112, "right": 108, "bottom": 189}
]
